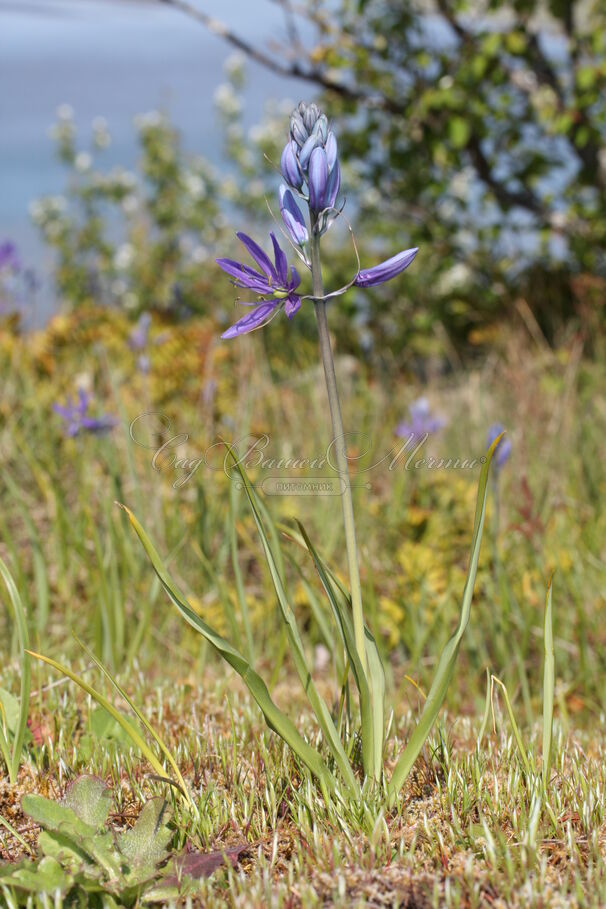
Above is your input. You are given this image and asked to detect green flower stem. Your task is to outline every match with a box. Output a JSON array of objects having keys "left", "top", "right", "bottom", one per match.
[{"left": 310, "top": 226, "right": 368, "bottom": 676}]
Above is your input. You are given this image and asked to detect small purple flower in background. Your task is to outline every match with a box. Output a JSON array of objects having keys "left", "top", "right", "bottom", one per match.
[
  {"left": 486, "top": 423, "right": 512, "bottom": 472},
  {"left": 0, "top": 241, "right": 21, "bottom": 273},
  {"left": 128, "top": 312, "right": 151, "bottom": 351},
  {"left": 202, "top": 378, "right": 217, "bottom": 407},
  {"left": 137, "top": 354, "right": 151, "bottom": 374},
  {"left": 217, "top": 231, "right": 301, "bottom": 338},
  {"left": 0, "top": 241, "right": 39, "bottom": 315},
  {"left": 396, "top": 397, "right": 445, "bottom": 440},
  {"left": 53, "top": 389, "right": 117, "bottom": 437},
  {"left": 128, "top": 312, "right": 152, "bottom": 373},
  {"left": 355, "top": 248, "right": 419, "bottom": 288}
]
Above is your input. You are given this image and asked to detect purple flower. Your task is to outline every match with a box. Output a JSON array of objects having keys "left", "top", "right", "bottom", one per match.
[
  {"left": 396, "top": 397, "right": 445, "bottom": 440},
  {"left": 279, "top": 185, "right": 308, "bottom": 246},
  {"left": 128, "top": 312, "right": 153, "bottom": 373},
  {"left": 217, "top": 232, "right": 302, "bottom": 339},
  {"left": 0, "top": 241, "right": 21, "bottom": 273},
  {"left": 128, "top": 312, "right": 151, "bottom": 351},
  {"left": 487, "top": 423, "right": 512, "bottom": 471},
  {"left": 53, "top": 389, "right": 117, "bottom": 437},
  {"left": 355, "top": 248, "right": 419, "bottom": 288}
]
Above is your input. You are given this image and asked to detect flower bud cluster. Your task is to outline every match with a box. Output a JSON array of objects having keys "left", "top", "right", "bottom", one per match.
[{"left": 280, "top": 102, "right": 341, "bottom": 216}]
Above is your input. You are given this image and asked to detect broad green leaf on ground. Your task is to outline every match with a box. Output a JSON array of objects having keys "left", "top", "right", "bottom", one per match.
[{"left": 62, "top": 775, "right": 112, "bottom": 830}]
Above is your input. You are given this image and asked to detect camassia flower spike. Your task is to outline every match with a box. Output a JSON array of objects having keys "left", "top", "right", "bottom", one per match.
[
  {"left": 280, "top": 102, "right": 341, "bottom": 216},
  {"left": 217, "top": 231, "right": 301, "bottom": 339},
  {"left": 219, "top": 104, "right": 419, "bottom": 341}
]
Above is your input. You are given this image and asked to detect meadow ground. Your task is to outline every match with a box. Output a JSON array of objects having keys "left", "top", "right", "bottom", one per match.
[{"left": 0, "top": 309, "right": 605, "bottom": 906}]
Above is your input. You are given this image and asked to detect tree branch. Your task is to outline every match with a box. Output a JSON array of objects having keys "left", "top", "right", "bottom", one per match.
[
  {"left": 157, "top": 0, "right": 362, "bottom": 102},
  {"left": 156, "top": 0, "right": 548, "bottom": 218},
  {"left": 466, "top": 135, "right": 544, "bottom": 215}
]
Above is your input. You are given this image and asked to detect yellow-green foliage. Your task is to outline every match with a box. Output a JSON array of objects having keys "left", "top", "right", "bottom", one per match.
[{"left": 1, "top": 309, "right": 605, "bottom": 710}]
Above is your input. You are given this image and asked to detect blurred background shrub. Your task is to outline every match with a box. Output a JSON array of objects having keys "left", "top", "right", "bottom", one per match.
[{"left": 8, "top": 0, "right": 603, "bottom": 376}]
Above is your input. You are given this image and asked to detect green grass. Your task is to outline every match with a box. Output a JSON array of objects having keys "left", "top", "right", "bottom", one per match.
[
  {"left": 2, "top": 669, "right": 606, "bottom": 906},
  {"left": 1, "top": 309, "right": 605, "bottom": 905}
]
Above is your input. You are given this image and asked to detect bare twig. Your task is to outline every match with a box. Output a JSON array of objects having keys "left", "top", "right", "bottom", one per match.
[{"left": 156, "top": 0, "right": 361, "bottom": 101}]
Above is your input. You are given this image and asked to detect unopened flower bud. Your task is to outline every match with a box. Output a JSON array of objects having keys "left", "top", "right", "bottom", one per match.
[
  {"left": 325, "top": 132, "right": 338, "bottom": 171},
  {"left": 312, "top": 114, "right": 329, "bottom": 143},
  {"left": 354, "top": 247, "right": 419, "bottom": 287},
  {"left": 325, "top": 160, "right": 341, "bottom": 209},
  {"left": 281, "top": 141, "right": 303, "bottom": 189},
  {"left": 290, "top": 111, "right": 308, "bottom": 148},
  {"left": 308, "top": 146, "right": 329, "bottom": 212},
  {"left": 299, "top": 133, "right": 322, "bottom": 170},
  {"left": 302, "top": 102, "right": 321, "bottom": 132},
  {"left": 279, "top": 184, "right": 308, "bottom": 245}
]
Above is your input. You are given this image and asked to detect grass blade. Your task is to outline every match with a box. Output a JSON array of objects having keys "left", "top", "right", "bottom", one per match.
[
  {"left": 25, "top": 651, "right": 169, "bottom": 781},
  {"left": 0, "top": 811, "right": 35, "bottom": 856},
  {"left": 476, "top": 667, "right": 492, "bottom": 749},
  {"left": 119, "top": 503, "right": 335, "bottom": 795},
  {"left": 4, "top": 473, "right": 49, "bottom": 635},
  {"left": 386, "top": 433, "right": 504, "bottom": 806},
  {"left": 491, "top": 675, "right": 532, "bottom": 777},
  {"left": 71, "top": 634, "right": 193, "bottom": 807},
  {"left": 542, "top": 575, "right": 555, "bottom": 790},
  {"left": 295, "top": 521, "right": 376, "bottom": 781},
  {"left": 229, "top": 482, "right": 254, "bottom": 662},
  {"left": 364, "top": 626, "right": 385, "bottom": 779},
  {"left": 0, "top": 557, "right": 31, "bottom": 785},
  {"left": 288, "top": 557, "right": 334, "bottom": 652}
]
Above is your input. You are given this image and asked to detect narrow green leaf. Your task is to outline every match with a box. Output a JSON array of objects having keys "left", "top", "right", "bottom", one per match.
[
  {"left": 229, "top": 457, "right": 358, "bottom": 795},
  {"left": 72, "top": 635, "right": 192, "bottom": 807},
  {"left": 476, "top": 667, "right": 492, "bottom": 748},
  {"left": 491, "top": 676, "right": 532, "bottom": 776},
  {"left": 229, "top": 481, "right": 254, "bottom": 662},
  {"left": 295, "top": 521, "right": 375, "bottom": 781},
  {"left": 364, "top": 626, "right": 385, "bottom": 779},
  {"left": 0, "top": 811, "right": 35, "bottom": 855},
  {"left": 542, "top": 575, "right": 555, "bottom": 790},
  {"left": 386, "top": 434, "right": 504, "bottom": 805},
  {"left": 25, "top": 650, "right": 168, "bottom": 782},
  {"left": 191, "top": 541, "right": 241, "bottom": 647},
  {"left": 4, "top": 473, "right": 50, "bottom": 633},
  {"left": 0, "top": 556, "right": 30, "bottom": 785},
  {"left": 119, "top": 504, "right": 334, "bottom": 794}
]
